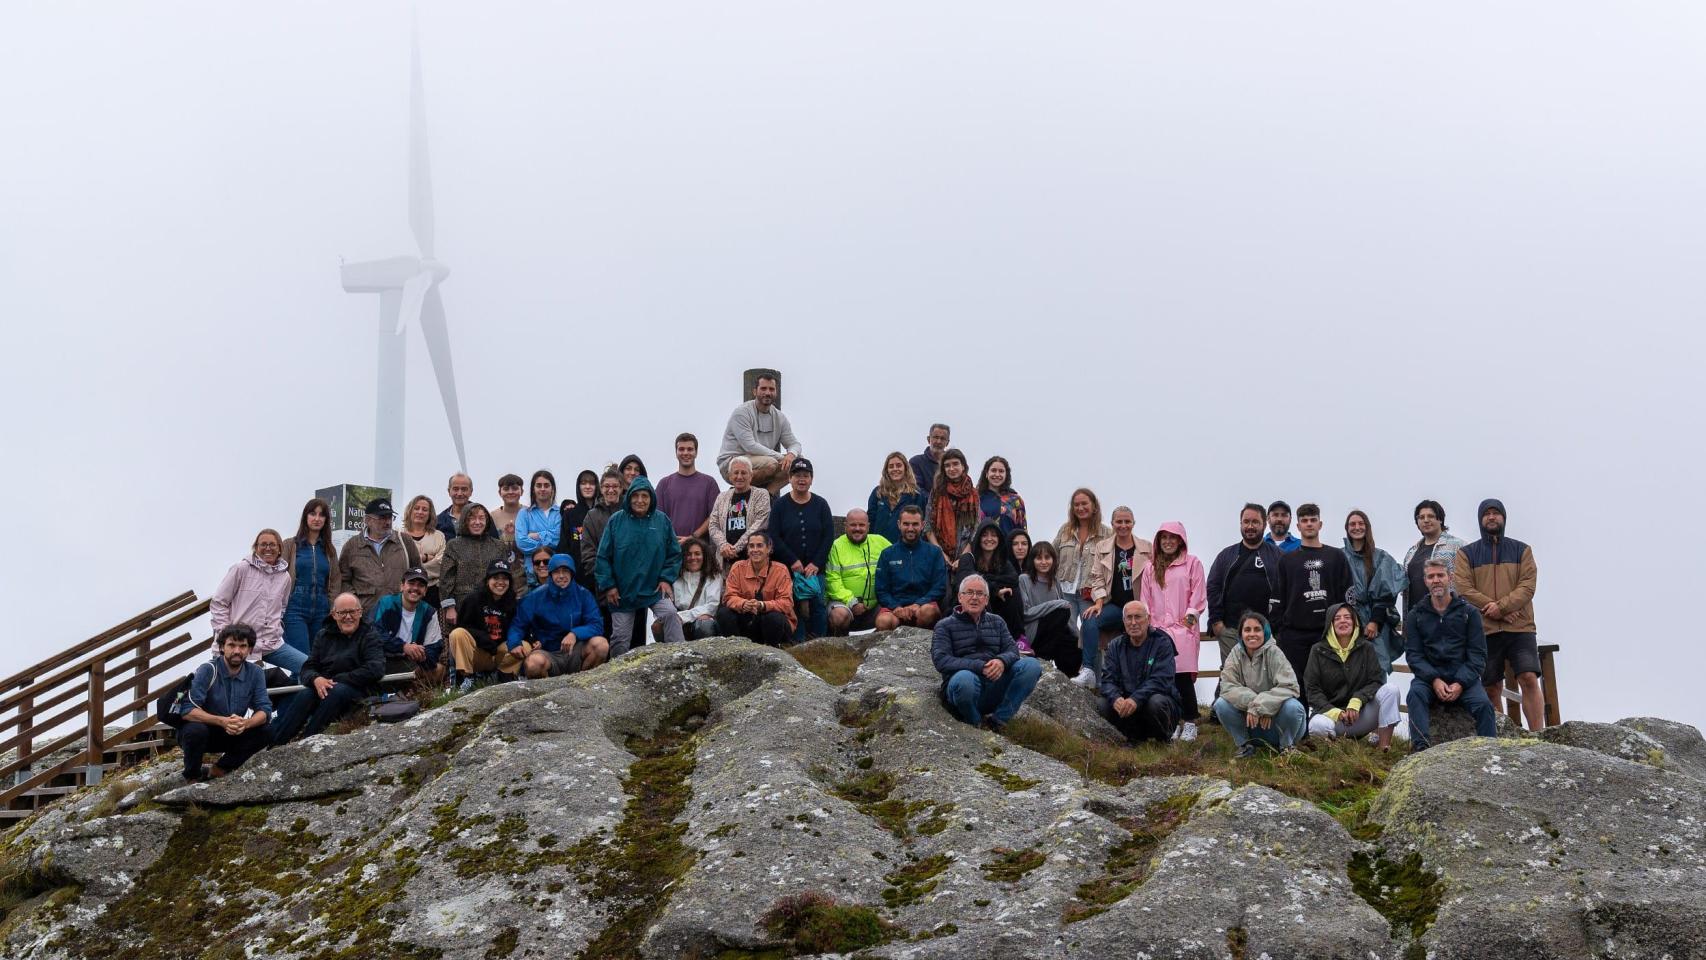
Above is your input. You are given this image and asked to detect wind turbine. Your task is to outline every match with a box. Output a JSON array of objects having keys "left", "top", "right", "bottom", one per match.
[{"left": 340, "top": 21, "right": 467, "bottom": 497}]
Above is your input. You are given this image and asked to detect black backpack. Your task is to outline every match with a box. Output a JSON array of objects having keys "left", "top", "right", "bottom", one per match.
[{"left": 155, "top": 672, "right": 196, "bottom": 730}]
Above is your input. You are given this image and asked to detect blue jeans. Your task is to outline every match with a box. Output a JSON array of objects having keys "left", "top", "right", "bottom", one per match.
[
  {"left": 263, "top": 643, "right": 309, "bottom": 677},
  {"left": 282, "top": 593, "right": 328, "bottom": 655},
  {"left": 1079, "top": 604, "right": 1124, "bottom": 675},
  {"left": 1213, "top": 697, "right": 1307, "bottom": 749},
  {"left": 1406, "top": 678, "right": 1495, "bottom": 750},
  {"left": 944, "top": 657, "right": 1043, "bottom": 727}
]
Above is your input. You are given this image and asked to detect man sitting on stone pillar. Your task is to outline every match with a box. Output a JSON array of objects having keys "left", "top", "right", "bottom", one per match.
[
  {"left": 716, "top": 373, "right": 802, "bottom": 495},
  {"left": 1405, "top": 558, "right": 1497, "bottom": 751}
]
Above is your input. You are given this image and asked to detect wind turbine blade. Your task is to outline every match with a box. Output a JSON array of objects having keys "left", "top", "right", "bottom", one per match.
[
  {"left": 395, "top": 270, "right": 432, "bottom": 335},
  {"left": 409, "top": 19, "right": 436, "bottom": 260},
  {"left": 418, "top": 285, "right": 468, "bottom": 471}
]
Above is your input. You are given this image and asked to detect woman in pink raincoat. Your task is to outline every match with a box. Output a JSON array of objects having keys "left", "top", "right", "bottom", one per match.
[{"left": 1138, "top": 520, "right": 1207, "bottom": 741}]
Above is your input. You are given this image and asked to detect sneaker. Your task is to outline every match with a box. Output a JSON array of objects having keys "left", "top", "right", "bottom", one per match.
[
  {"left": 1234, "top": 743, "right": 1259, "bottom": 759},
  {"left": 1178, "top": 722, "right": 1199, "bottom": 742},
  {"left": 1071, "top": 667, "right": 1097, "bottom": 688},
  {"left": 457, "top": 677, "right": 476, "bottom": 694}
]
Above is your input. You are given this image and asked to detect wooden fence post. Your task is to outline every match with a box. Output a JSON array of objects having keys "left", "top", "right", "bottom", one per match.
[
  {"left": 86, "top": 657, "right": 105, "bottom": 785},
  {"left": 1540, "top": 646, "right": 1561, "bottom": 727},
  {"left": 13, "top": 679, "right": 31, "bottom": 787},
  {"left": 132, "top": 634, "right": 151, "bottom": 726}
]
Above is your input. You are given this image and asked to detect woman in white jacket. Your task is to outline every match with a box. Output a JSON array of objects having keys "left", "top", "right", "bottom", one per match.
[{"left": 656, "top": 538, "right": 724, "bottom": 641}]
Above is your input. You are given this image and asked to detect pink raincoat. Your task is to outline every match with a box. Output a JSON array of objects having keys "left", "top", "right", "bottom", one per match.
[
  {"left": 209, "top": 553, "right": 290, "bottom": 660},
  {"left": 1137, "top": 521, "right": 1207, "bottom": 671}
]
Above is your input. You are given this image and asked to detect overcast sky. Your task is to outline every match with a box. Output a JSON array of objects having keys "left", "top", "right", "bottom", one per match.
[{"left": 2, "top": 2, "right": 1701, "bottom": 730}]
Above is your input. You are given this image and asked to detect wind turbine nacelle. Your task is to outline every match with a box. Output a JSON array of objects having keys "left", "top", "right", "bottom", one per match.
[{"left": 341, "top": 256, "right": 426, "bottom": 292}]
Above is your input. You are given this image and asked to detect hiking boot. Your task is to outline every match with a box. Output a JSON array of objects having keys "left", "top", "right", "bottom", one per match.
[{"left": 1234, "top": 743, "right": 1259, "bottom": 760}]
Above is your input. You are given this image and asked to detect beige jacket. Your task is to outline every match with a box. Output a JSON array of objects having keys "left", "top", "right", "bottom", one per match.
[
  {"left": 1053, "top": 524, "right": 1111, "bottom": 595},
  {"left": 1089, "top": 536, "right": 1153, "bottom": 604}
]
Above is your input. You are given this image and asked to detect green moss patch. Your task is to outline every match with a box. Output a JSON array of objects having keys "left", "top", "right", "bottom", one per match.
[
  {"left": 980, "top": 846, "right": 1045, "bottom": 883},
  {"left": 881, "top": 853, "right": 952, "bottom": 907},
  {"left": 786, "top": 644, "right": 867, "bottom": 686},
  {"left": 759, "top": 891, "right": 896, "bottom": 954},
  {"left": 1348, "top": 849, "right": 1444, "bottom": 949},
  {"left": 1062, "top": 793, "right": 1197, "bottom": 923},
  {"left": 975, "top": 762, "right": 1041, "bottom": 793}
]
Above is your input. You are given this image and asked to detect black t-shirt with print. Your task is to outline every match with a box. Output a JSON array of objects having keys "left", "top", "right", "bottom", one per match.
[
  {"left": 1111, "top": 544, "right": 1137, "bottom": 607},
  {"left": 724, "top": 490, "right": 753, "bottom": 544}
]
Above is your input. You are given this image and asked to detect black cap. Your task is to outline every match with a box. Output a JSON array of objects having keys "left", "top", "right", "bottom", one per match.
[
  {"left": 403, "top": 566, "right": 429, "bottom": 584},
  {"left": 486, "top": 560, "right": 513, "bottom": 578},
  {"left": 365, "top": 498, "right": 394, "bottom": 518},
  {"left": 789, "top": 457, "right": 813, "bottom": 475}
]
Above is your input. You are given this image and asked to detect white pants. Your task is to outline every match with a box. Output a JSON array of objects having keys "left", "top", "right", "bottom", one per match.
[{"left": 1307, "top": 683, "right": 1400, "bottom": 738}]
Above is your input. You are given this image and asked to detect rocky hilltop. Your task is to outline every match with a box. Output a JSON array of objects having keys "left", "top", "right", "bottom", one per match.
[{"left": 1, "top": 630, "right": 1702, "bottom": 959}]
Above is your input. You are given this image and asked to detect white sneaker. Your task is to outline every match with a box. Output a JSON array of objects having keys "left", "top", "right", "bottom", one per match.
[
  {"left": 1178, "top": 722, "right": 1199, "bottom": 742},
  {"left": 1071, "top": 667, "right": 1097, "bottom": 688}
]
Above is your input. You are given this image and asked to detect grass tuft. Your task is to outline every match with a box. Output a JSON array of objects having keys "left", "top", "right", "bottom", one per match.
[{"left": 759, "top": 891, "right": 896, "bottom": 954}]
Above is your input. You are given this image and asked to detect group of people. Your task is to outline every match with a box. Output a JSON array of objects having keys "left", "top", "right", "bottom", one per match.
[{"left": 174, "top": 376, "right": 1542, "bottom": 780}]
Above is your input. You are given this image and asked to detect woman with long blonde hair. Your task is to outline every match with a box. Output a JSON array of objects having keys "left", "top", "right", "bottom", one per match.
[{"left": 867, "top": 451, "right": 924, "bottom": 544}]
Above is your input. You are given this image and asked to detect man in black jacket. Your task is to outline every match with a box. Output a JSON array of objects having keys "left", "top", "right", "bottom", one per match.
[
  {"left": 1097, "top": 601, "right": 1180, "bottom": 744},
  {"left": 1206, "top": 504, "right": 1282, "bottom": 671},
  {"left": 271, "top": 592, "right": 386, "bottom": 746},
  {"left": 932, "top": 575, "right": 1042, "bottom": 732},
  {"left": 1405, "top": 560, "right": 1496, "bottom": 751},
  {"left": 1273, "top": 503, "right": 1353, "bottom": 704}
]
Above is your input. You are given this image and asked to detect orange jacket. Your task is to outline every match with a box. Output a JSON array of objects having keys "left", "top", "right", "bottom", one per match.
[{"left": 721, "top": 559, "right": 797, "bottom": 630}]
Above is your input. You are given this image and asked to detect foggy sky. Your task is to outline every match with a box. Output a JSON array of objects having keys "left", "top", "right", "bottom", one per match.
[{"left": 3, "top": 2, "right": 1702, "bottom": 728}]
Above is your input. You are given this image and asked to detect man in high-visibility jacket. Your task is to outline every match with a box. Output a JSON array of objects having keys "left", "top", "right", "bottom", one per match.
[{"left": 826, "top": 509, "right": 891, "bottom": 635}]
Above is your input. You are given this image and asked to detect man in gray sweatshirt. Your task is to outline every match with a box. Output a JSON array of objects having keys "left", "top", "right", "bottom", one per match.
[{"left": 716, "top": 374, "right": 802, "bottom": 495}]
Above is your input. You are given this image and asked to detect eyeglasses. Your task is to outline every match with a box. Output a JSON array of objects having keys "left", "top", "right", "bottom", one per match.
[
  {"left": 332, "top": 610, "right": 361, "bottom": 618},
  {"left": 961, "top": 589, "right": 989, "bottom": 597}
]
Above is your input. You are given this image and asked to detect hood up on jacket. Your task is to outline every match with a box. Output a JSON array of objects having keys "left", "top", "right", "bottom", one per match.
[
  {"left": 966, "top": 519, "right": 1012, "bottom": 573},
  {"left": 624, "top": 475, "right": 658, "bottom": 518},
  {"left": 566, "top": 470, "right": 600, "bottom": 508},
  {"left": 542, "top": 553, "right": 578, "bottom": 595},
  {"left": 1476, "top": 498, "right": 1507, "bottom": 541},
  {"left": 1320, "top": 601, "right": 1364, "bottom": 647},
  {"left": 1152, "top": 521, "right": 1189, "bottom": 562}
]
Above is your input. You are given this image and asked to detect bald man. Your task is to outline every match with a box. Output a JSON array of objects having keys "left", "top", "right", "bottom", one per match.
[
  {"left": 827, "top": 509, "right": 892, "bottom": 635},
  {"left": 1097, "top": 601, "right": 1181, "bottom": 744}
]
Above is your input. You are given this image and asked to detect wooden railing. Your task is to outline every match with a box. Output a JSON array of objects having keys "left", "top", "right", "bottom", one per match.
[{"left": 0, "top": 592, "right": 211, "bottom": 806}]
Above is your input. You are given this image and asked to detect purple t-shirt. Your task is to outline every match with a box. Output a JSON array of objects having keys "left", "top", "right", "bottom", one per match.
[{"left": 655, "top": 471, "right": 721, "bottom": 538}]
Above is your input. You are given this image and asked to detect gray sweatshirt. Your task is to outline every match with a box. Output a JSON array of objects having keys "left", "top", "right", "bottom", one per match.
[
  {"left": 717, "top": 400, "right": 802, "bottom": 468},
  {"left": 1018, "top": 574, "right": 1079, "bottom": 637}
]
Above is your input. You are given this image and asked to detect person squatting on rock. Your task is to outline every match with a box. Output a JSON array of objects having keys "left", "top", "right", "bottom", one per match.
[
  {"left": 1406, "top": 558, "right": 1497, "bottom": 751},
  {"left": 825, "top": 509, "right": 890, "bottom": 635},
  {"left": 178, "top": 624, "right": 274, "bottom": 782},
  {"left": 1097, "top": 601, "right": 1181, "bottom": 745},
  {"left": 1305, "top": 603, "right": 1400, "bottom": 750},
  {"left": 874, "top": 505, "right": 947, "bottom": 631},
  {"left": 716, "top": 531, "right": 797, "bottom": 646},
  {"left": 508, "top": 555, "right": 609, "bottom": 678},
  {"left": 717, "top": 373, "right": 801, "bottom": 495},
  {"left": 1211, "top": 612, "right": 1307, "bottom": 757},
  {"left": 447, "top": 560, "right": 524, "bottom": 692},
  {"left": 595, "top": 475, "right": 685, "bottom": 655},
  {"left": 271, "top": 593, "right": 385, "bottom": 746},
  {"left": 932, "top": 574, "right": 1043, "bottom": 732}
]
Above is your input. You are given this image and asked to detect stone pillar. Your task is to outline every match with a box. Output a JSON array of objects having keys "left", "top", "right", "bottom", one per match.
[{"left": 742, "top": 368, "right": 781, "bottom": 407}]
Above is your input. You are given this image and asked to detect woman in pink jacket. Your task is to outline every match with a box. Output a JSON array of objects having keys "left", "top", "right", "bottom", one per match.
[
  {"left": 1138, "top": 520, "right": 1207, "bottom": 741},
  {"left": 209, "top": 528, "right": 305, "bottom": 676}
]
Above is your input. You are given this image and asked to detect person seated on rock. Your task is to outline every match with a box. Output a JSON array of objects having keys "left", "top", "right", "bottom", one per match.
[
  {"left": 932, "top": 574, "right": 1043, "bottom": 732},
  {"left": 874, "top": 505, "right": 947, "bottom": 631},
  {"left": 826, "top": 509, "right": 891, "bottom": 635},
  {"left": 715, "top": 531, "right": 796, "bottom": 646},
  {"left": 1017, "top": 541, "right": 1083, "bottom": 678},
  {"left": 596, "top": 476, "right": 686, "bottom": 655},
  {"left": 372, "top": 567, "right": 447, "bottom": 688},
  {"left": 271, "top": 593, "right": 386, "bottom": 746},
  {"left": 1405, "top": 558, "right": 1496, "bottom": 751},
  {"left": 655, "top": 538, "right": 723, "bottom": 641},
  {"left": 1097, "top": 601, "right": 1180, "bottom": 744},
  {"left": 952, "top": 520, "right": 1027, "bottom": 648},
  {"left": 447, "top": 560, "right": 524, "bottom": 692},
  {"left": 716, "top": 373, "right": 802, "bottom": 495},
  {"left": 508, "top": 554, "right": 609, "bottom": 678},
  {"left": 178, "top": 624, "right": 274, "bottom": 781},
  {"left": 1305, "top": 603, "right": 1400, "bottom": 750},
  {"left": 1212, "top": 612, "right": 1308, "bottom": 757}
]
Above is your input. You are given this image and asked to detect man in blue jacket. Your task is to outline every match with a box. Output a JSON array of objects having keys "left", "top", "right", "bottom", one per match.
[
  {"left": 178, "top": 624, "right": 273, "bottom": 781},
  {"left": 1099, "top": 601, "right": 1181, "bottom": 744},
  {"left": 595, "top": 476, "right": 684, "bottom": 656},
  {"left": 875, "top": 506, "right": 947, "bottom": 631},
  {"left": 510, "top": 555, "right": 609, "bottom": 678},
  {"left": 372, "top": 567, "right": 445, "bottom": 686},
  {"left": 1405, "top": 558, "right": 1496, "bottom": 751},
  {"left": 932, "top": 574, "right": 1042, "bottom": 731}
]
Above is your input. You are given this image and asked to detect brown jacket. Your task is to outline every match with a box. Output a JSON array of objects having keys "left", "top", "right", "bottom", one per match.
[
  {"left": 721, "top": 559, "right": 796, "bottom": 630},
  {"left": 1451, "top": 536, "right": 1537, "bottom": 635},
  {"left": 284, "top": 536, "right": 343, "bottom": 597},
  {"left": 338, "top": 531, "right": 420, "bottom": 617}
]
